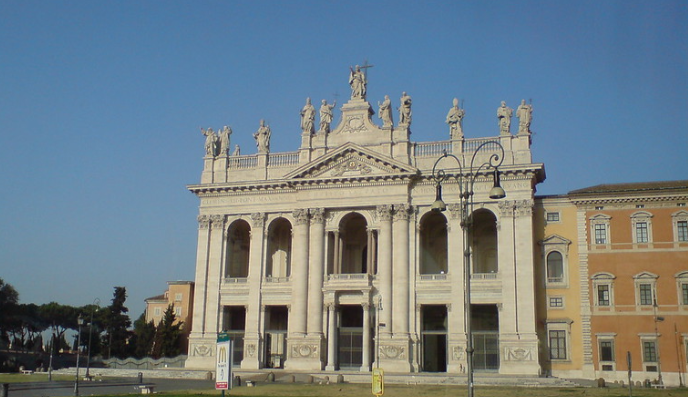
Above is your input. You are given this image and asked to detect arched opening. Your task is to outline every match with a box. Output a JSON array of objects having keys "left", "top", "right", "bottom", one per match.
[
  {"left": 471, "top": 209, "right": 498, "bottom": 274},
  {"left": 546, "top": 251, "right": 564, "bottom": 283},
  {"left": 420, "top": 212, "right": 448, "bottom": 274},
  {"left": 266, "top": 218, "right": 292, "bottom": 279},
  {"left": 336, "top": 213, "right": 370, "bottom": 274},
  {"left": 226, "top": 219, "right": 250, "bottom": 278}
]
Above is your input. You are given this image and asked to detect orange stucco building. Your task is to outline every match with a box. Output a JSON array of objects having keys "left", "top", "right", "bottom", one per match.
[{"left": 535, "top": 181, "right": 688, "bottom": 385}]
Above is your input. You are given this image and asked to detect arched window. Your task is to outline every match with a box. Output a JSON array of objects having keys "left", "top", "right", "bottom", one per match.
[
  {"left": 338, "top": 213, "right": 370, "bottom": 274},
  {"left": 546, "top": 251, "right": 564, "bottom": 283},
  {"left": 266, "top": 218, "right": 292, "bottom": 280},
  {"left": 226, "top": 219, "right": 251, "bottom": 278},
  {"left": 420, "top": 211, "right": 448, "bottom": 274},
  {"left": 472, "top": 209, "right": 498, "bottom": 274}
]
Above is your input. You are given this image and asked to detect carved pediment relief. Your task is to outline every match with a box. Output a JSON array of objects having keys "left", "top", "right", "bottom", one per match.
[{"left": 284, "top": 143, "right": 419, "bottom": 180}]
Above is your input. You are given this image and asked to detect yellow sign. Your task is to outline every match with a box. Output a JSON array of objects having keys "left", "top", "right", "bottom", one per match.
[{"left": 372, "top": 368, "right": 384, "bottom": 396}]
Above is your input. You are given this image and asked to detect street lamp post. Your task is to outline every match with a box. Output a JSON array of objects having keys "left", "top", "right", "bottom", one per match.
[
  {"left": 85, "top": 298, "right": 100, "bottom": 379},
  {"left": 430, "top": 142, "right": 506, "bottom": 397},
  {"left": 74, "top": 315, "right": 84, "bottom": 396}
]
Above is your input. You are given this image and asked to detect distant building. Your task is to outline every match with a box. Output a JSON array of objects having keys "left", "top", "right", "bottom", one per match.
[{"left": 145, "top": 281, "right": 195, "bottom": 352}]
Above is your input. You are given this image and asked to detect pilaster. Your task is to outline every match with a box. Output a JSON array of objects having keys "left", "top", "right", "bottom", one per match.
[{"left": 242, "top": 212, "right": 266, "bottom": 369}]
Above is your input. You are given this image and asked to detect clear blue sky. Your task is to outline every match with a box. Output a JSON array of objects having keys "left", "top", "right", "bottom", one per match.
[{"left": 1, "top": 1, "right": 686, "bottom": 319}]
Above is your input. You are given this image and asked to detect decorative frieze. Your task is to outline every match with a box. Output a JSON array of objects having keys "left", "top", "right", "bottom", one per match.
[
  {"left": 503, "top": 346, "right": 535, "bottom": 361},
  {"left": 210, "top": 214, "right": 225, "bottom": 229},
  {"left": 191, "top": 343, "right": 213, "bottom": 357},
  {"left": 379, "top": 344, "right": 406, "bottom": 360},
  {"left": 250, "top": 212, "right": 266, "bottom": 228},
  {"left": 291, "top": 343, "right": 319, "bottom": 358},
  {"left": 393, "top": 203, "right": 412, "bottom": 221}
]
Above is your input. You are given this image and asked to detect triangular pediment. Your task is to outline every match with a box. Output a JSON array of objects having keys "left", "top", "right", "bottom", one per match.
[
  {"left": 539, "top": 234, "right": 572, "bottom": 246},
  {"left": 284, "top": 142, "right": 419, "bottom": 180}
]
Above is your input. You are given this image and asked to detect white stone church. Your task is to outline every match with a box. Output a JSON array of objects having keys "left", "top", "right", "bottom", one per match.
[{"left": 185, "top": 68, "right": 545, "bottom": 375}]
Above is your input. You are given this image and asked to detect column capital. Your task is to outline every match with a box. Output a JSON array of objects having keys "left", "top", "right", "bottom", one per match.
[
  {"left": 310, "top": 208, "right": 326, "bottom": 224},
  {"left": 393, "top": 203, "right": 412, "bottom": 221},
  {"left": 197, "top": 215, "right": 211, "bottom": 229},
  {"left": 293, "top": 208, "right": 310, "bottom": 225},
  {"left": 376, "top": 205, "right": 393, "bottom": 221},
  {"left": 250, "top": 212, "right": 266, "bottom": 228},
  {"left": 210, "top": 214, "right": 225, "bottom": 229}
]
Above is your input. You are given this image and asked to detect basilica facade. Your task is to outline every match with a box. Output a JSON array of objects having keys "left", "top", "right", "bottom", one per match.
[{"left": 185, "top": 69, "right": 547, "bottom": 376}]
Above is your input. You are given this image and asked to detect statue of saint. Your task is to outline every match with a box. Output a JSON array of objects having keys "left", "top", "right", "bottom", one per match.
[
  {"left": 319, "top": 99, "right": 336, "bottom": 133},
  {"left": 446, "top": 98, "right": 465, "bottom": 139},
  {"left": 201, "top": 127, "right": 217, "bottom": 157},
  {"left": 253, "top": 119, "right": 271, "bottom": 153},
  {"left": 516, "top": 99, "right": 533, "bottom": 134},
  {"left": 378, "top": 95, "right": 393, "bottom": 127},
  {"left": 300, "top": 97, "right": 315, "bottom": 135},
  {"left": 497, "top": 101, "right": 513, "bottom": 135},
  {"left": 348, "top": 65, "right": 367, "bottom": 99},
  {"left": 399, "top": 92, "right": 412, "bottom": 126},
  {"left": 232, "top": 144, "right": 241, "bottom": 156},
  {"left": 218, "top": 125, "right": 232, "bottom": 156}
]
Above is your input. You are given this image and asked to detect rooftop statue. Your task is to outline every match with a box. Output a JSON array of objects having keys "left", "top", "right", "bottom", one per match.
[
  {"left": 254, "top": 119, "right": 271, "bottom": 154},
  {"left": 348, "top": 65, "right": 367, "bottom": 99},
  {"left": 319, "top": 99, "right": 336, "bottom": 133},
  {"left": 300, "top": 97, "right": 315, "bottom": 135},
  {"left": 516, "top": 99, "right": 533, "bottom": 135},
  {"left": 378, "top": 95, "right": 393, "bottom": 127},
  {"left": 201, "top": 127, "right": 218, "bottom": 157},
  {"left": 446, "top": 98, "right": 465, "bottom": 139},
  {"left": 497, "top": 101, "right": 513, "bottom": 135},
  {"left": 399, "top": 92, "right": 412, "bottom": 126},
  {"left": 218, "top": 125, "right": 232, "bottom": 156},
  {"left": 232, "top": 144, "right": 240, "bottom": 156}
]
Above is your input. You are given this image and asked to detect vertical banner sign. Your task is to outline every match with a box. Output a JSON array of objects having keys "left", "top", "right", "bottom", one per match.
[
  {"left": 216, "top": 333, "right": 232, "bottom": 391},
  {"left": 372, "top": 368, "right": 384, "bottom": 396}
]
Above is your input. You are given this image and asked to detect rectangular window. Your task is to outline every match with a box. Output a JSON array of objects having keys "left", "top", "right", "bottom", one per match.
[
  {"left": 549, "top": 330, "right": 567, "bottom": 360},
  {"left": 600, "top": 340, "right": 614, "bottom": 362},
  {"left": 549, "top": 297, "right": 563, "bottom": 308},
  {"left": 175, "top": 307, "right": 182, "bottom": 316},
  {"left": 639, "top": 284, "right": 654, "bottom": 305},
  {"left": 682, "top": 283, "right": 688, "bottom": 305},
  {"left": 678, "top": 221, "right": 688, "bottom": 242},
  {"left": 154, "top": 307, "right": 161, "bottom": 316},
  {"left": 636, "top": 222, "right": 649, "bottom": 243},
  {"left": 546, "top": 212, "right": 560, "bottom": 222},
  {"left": 595, "top": 224, "right": 607, "bottom": 244},
  {"left": 175, "top": 293, "right": 183, "bottom": 301},
  {"left": 643, "top": 341, "right": 657, "bottom": 363},
  {"left": 597, "top": 285, "right": 610, "bottom": 306}
]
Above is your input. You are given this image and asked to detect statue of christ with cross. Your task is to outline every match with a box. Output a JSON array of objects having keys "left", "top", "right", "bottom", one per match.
[{"left": 348, "top": 61, "right": 373, "bottom": 100}]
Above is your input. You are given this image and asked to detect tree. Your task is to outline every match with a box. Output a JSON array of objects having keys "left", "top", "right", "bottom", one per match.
[
  {"left": 132, "top": 313, "right": 156, "bottom": 359},
  {"left": 102, "top": 287, "right": 132, "bottom": 359},
  {"left": 0, "top": 278, "right": 20, "bottom": 346},
  {"left": 152, "top": 305, "right": 183, "bottom": 359},
  {"left": 39, "top": 302, "right": 79, "bottom": 349}
]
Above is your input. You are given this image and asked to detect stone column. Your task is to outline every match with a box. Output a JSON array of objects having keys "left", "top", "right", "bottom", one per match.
[
  {"left": 242, "top": 213, "right": 266, "bottom": 369},
  {"left": 392, "top": 204, "right": 411, "bottom": 336},
  {"left": 325, "top": 303, "right": 337, "bottom": 371},
  {"left": 498, "top": 200, "right": 539, "bottom": 375},
  {"left": 203, "top": 215, "right": 226, "bottom": 334},
  {"left": 186, "top": 215, "right": 215, "bottom": 369},
  {"left": 307, "top": 208, "right": 326, "bottom": 336},
  {"left": 361, "top": 302, "right": 371, "bottom": 371},
  {"left": 376, "top": 205, "right": 393, "bottom": 336},
  {"left": 289, "top": 209, "right": 310, "bottom": 337},
  {"left": 446, "top": 205, "right": 467, "bottom": 373}
]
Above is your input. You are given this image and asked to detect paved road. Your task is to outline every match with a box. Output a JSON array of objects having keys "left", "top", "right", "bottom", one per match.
[{"left": 5, "top": 378, "right": 216, "bottom": 397}]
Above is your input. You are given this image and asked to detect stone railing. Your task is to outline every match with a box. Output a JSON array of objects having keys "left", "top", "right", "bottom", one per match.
[
  {"left": 414, "top": 141, "right": 452, "bottom": 158},
  {"left": 267, "top": 151, "right": 299, "bottom": 167},
  {"left": 228, "top": 155, "right": 258, "bottom": 169},
  {"left": 103, "top": 355, "right": 188, "bottom": 369},
  {"left": 419, "top": 274, "right": 448, "bottom": 281}
]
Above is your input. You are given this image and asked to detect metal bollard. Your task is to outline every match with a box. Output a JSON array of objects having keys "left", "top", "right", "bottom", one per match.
[
  {"left": 1, "top": 383, "right": 9, "bottom": 397},
  {"left": 138, "top": 372, "right": 143, "bottom": 384}
]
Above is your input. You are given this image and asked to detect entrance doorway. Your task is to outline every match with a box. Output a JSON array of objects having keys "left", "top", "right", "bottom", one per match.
[
  {"left": 421, "top": 305, "right": 447, "bottom": 372},
  {"left": 472, "top": 304, "right": 499, "bottom": 371},
  {"left": 338, "top": 305, "right": 363, "bottom": 369},
  {"left": 264, "top": 306, "right": 288, "bottom": 368}
]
